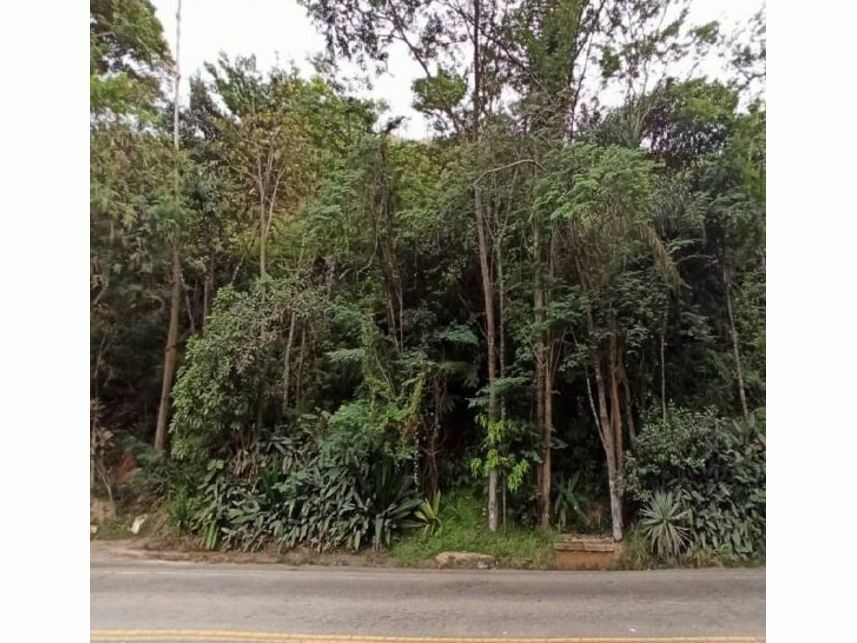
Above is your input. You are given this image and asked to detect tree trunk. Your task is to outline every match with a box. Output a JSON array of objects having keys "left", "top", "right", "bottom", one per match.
[
  {"left": 295, "top": 322, "right": 307, "bottom": 409},
  {"left": 260, "top": 203, "right": 267, "bottom": 278},
  {"left": 541, "top": 363, "right": 554, "bottom": 529},
  {"left": 154, "top": 0, "right": 183, "bottom": 454},
  {"left": 660, "top": 332, "right": 667, "bottom": 421},
  {"left": 471, "top": 0, "right": 497, "bottom": 532},
  {"left": 424, "top": 375, "right": 443, "bottom": 499},
  {"left": 172, "top": 0, "right": 182, "bottom": 151},
  {"left": 534, "top": 283, "right": 547, "bottom": 526},
  {"left": 723, "top": 264, "right": 750, "bottom": 420},
  {"left": 618, "top": 358, "right": 636, "bottom": 443},
  {"left": 609, "top": 325, "right": 624, "bottom": 476},
  {"left": 202, "top": 252, "right": 214, "bottom": 328},
  {"left": 594, "top": 351, "right": 623, "bottom": 542},
  {"left": 476, "top": 187, "right": 499, "bottom": 532},
  {"left": 154, "top": 243, "right": 181, "bottom": 453},
  {"left": 282, "top": 310, "right": 298, "bottom": 411},
  {"left": 533, "top": 190, "right": 553, "bottom": 529}
]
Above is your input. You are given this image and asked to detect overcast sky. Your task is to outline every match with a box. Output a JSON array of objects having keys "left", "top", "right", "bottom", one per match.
[{"left": 151, "top": 0, "right": 763, "bottom": 139}]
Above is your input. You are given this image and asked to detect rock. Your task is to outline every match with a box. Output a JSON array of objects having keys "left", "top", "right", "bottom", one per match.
[
  {"left": 130, "top": 514, "right": 150, "bottom": 536},
  {"left": 435, "top": 551, "right": 495, "bottom": 569},
  {"left": 90, "top": 495, "right": 116, "bottom": 524}
]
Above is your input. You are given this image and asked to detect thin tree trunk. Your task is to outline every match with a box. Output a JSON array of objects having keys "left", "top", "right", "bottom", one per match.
[
  {"left": 172, "top": 0, "right": 181, "bottom": 151},
  {"left": 541, "top": 364, "right": 554, "bottom": 529},
  {"left": 660, "top": 300, "right": 669, "bottom": 421},
  {"left": 497, "top": 235, "right": 508, "bottom": 528},
  {"left": 154, "top": 243, "right": 181, "bottom": 453},
  {"left": 476, "top": 188, "right": 499, "bottom": 532},
  {"left": 425, "top": 375, "right": 442, "bottom": 499},
  {"left": 660, "top": 333, "right": 667, "bottom": 421},
  {"left": 471, "top": 0, "right": 497, "bottom": 532},
  {"left": 295, "top": 323, "right": 307, "bottom": 409},
  {"left": 594, "top": 351, "right": 623, "bottom": 542},
  {"left": 609, "top": 331, "right": 624, "bottom": 477},
  {"left": 202, "top": 252, "right": 214, "bottom": 328},
  {"left": 260, "top": 193, "right": 267, "bottom": 278},
  {"left": 282, "top": 310, "right": 298, "bottom": 411},
  {"left": 618, "top": 358, "right": 636, "bottom": 443},
  {"left": 154, "top": 0, "right": 183, "bottom": 453},
  {"left": 502, "top": 481, "right": 507, "bottom": 530},
  {"left": 723, "top": 264, "right": 749, "bottom": 419},
  {"left": 182, "top": 273, "right": 195, "bottom": 333},
  {"left": 533, "top": 194, "right": 552, "bottom": 528},
  {"left": 497, "top": 233, "right": 506, "bottom": 387}
]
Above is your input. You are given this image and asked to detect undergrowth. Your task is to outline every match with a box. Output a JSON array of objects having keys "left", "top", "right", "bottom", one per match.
[{"left": 390, "top": 489, "right": 556, "bottom": 568}]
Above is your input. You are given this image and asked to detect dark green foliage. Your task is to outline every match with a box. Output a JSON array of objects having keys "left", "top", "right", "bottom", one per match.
[
  {"left": 625, "top": 405, "right": 766, "bottom": 561},
  {"left": 120, "top": 436, "right": 177, "bottom": 503},
  {"left": 181, "top": 432, "right": 420, "bottom": 553}
]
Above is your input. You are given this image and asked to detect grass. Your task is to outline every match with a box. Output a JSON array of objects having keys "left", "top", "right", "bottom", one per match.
[
  {"left": 390, "top": 489, "right": 556, "bottom": 569},
  {"left": 96, "top": 517, "right": 131, "bottom": 540}
]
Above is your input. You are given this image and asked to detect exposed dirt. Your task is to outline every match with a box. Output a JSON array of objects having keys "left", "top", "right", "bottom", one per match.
[{"left": 92, "top": 536, "right": 406, "bottom": 567}]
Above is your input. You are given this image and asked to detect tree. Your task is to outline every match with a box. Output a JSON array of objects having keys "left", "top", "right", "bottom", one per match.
[
  {"left": 538, "top": 143, "right": 679, "bottom": 541},
  {"left": 153, "top": 0, "right": 184, "bottom": 453}
]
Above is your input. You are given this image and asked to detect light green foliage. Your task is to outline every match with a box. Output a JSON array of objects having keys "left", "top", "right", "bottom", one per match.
[
  {"left": 638, "top": 490, "right": 691, "bottom": 558},
  {"left": 90, "top": 0, "right": 172, "bottom": 118},
  {"left": 412, "top": 73, "right": 467, "bottom": 115},
  {"left": 469, "top": 413, "right": 537, "bottom": 494},
  {"left": 391, "top": 490, "right": 556, "bottom": 568},
  {"left": 414, "top": 491, "right": 443, "bottom": 537}
]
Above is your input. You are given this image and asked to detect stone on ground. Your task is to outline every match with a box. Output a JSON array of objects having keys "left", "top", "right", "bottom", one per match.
[
  {"left": 130, "top": 514, "right": 150, "bottom": 536},
  {"left": 435, "top": 551, "right": 495, "bottom": 569}
]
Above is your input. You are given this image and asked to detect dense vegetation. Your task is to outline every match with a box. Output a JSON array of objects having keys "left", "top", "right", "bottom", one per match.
[{"left": 91, "top": 0, "right": 765, "bottom": 565}]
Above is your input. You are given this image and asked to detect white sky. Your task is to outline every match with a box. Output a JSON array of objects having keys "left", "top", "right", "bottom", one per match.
[{"left": 152, "top": 0, "right": 763, "bottom": 139}]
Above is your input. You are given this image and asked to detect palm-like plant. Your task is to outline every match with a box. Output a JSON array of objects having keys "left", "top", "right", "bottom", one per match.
[
  {"left": 414, "top": 491, "right": 443, "bottom": 537},
  {"left": 639, "top": 490, "right": 690, "bottom": 558},
  {"left": 553, "top": 472, "right": 589, "bottom": 532}
]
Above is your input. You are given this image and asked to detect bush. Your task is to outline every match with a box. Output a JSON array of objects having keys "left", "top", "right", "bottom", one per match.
[
  {"left": 120, "top": 436, "right": 177, "bottom": 503},
  {"left": 625, "top": 405, "right": 765, "bottom": 562},
  {"left": 181, "top": 429, "right": 421, "bottom": 553}
]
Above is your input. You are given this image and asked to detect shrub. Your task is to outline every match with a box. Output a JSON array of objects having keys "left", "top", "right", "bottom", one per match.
[
  {"left": 638, "top": 490, "right": 690, "bottom": 558},
  {"left": 182, "top": 429, "right": 421, "bottom": 553},
  {"left": 415, "top": 492, "right": 443, "bottom": 536},
  {"left": 625, "top": 405, "right": 765, "bottom": 561},
  {"left": 552, "top": 472, "right": 590, "bottom": 533}
]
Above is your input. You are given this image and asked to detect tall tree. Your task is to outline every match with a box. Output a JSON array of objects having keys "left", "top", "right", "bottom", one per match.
[{"left": 154, "top": 0, "right": 183, "bottom": 453}]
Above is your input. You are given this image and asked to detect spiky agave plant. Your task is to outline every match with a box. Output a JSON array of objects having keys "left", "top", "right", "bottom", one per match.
[
  {"left": 639, "top": 490, "right": 690, "bottom": 558},
  {"left": 415, "top": 491, "right": 443, "bottom": 537}
]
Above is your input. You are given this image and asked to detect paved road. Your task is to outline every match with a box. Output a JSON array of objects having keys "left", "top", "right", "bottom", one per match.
[{"left": 91, "top": 548, "right": 765, "bottom": 642}]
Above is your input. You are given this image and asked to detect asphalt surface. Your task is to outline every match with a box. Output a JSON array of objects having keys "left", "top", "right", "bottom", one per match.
[{"left": 91, "top": 548, "right": 765, "bottom": 642}]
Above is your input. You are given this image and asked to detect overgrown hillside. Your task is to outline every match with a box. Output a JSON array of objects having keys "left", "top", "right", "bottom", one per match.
[{"left": 91, "top": 0, "right": 766, "bottom": 566}]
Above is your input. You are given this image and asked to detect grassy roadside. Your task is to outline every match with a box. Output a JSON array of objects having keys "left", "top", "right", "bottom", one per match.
[
  {"left": 93, "top": 488, "right": 762, "bottom": 570},
  {"left": 390, "top": 491, "right": 556, "bottom": 569}
]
